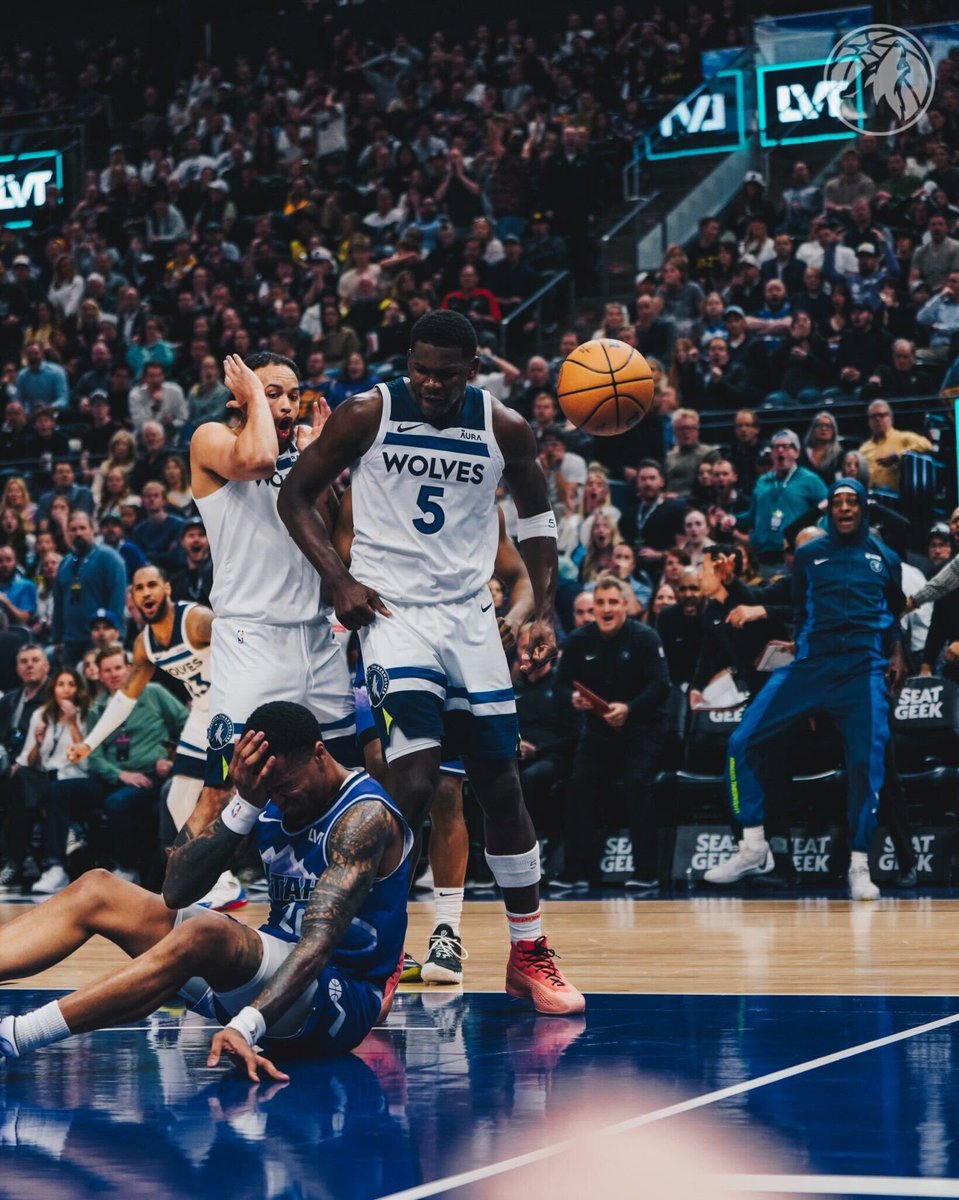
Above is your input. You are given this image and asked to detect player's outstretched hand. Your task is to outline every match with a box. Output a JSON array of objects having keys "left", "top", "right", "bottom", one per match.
[
  {"left": 332, "top": 577, "right": 392, "bottom": 630},
  {"left": 520, "top": 617, "right": 557, "bottom": 674},
  {"left": 294, "top": 398, "right": 332, "bottom": 452},
  {"left": 207, "top": 1028, "right": 290, "bottom": 1084},
  {"left": 229, "top": 729, "right": 277, "bottom": 808},
  {"left": 223, "top": 353, "right": 267, "bottom": 411}
]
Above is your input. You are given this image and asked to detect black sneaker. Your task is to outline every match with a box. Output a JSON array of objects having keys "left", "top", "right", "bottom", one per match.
[
  {"left": 421, "top": 923, "right": 466, "bottom": 984},
  {"left": 0, "top": 863, "right": 19, "bottom": 890},
  {"left": 625, "top": 877, "right": 659, "bottom": 891},
  {"left": 548, "top": 877, "right": 589, "bottom": 893},
  {"left": 895, "top": 867, "right": 918, "bottom": 888}
]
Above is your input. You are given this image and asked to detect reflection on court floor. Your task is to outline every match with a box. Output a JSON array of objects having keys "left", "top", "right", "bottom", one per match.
[{"left": 2, "top": 990, "right": 959, "bottom": 1198}]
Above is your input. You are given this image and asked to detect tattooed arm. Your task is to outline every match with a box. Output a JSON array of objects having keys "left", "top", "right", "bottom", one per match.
[{"left": 248, "top": 798, "right": 395, "bottom": 1027}]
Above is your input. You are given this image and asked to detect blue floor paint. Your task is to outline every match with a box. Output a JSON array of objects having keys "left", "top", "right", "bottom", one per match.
[{"left": 1, "top": 990, "right": 957, "bottom": 1197}]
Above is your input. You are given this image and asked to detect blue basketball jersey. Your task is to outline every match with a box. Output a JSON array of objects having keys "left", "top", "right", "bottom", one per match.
[
  {"left": 143, "top": 601, "right": 211, "bottom": 708},
  {"left": 349, "top": 378, "right": 503, "bottom": 605},
  {"left": 257, "top": 770, "right": 412, "bottom": 985}
]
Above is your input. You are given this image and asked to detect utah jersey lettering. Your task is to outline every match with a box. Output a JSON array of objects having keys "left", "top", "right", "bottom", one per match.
[
  {"left": 258, "top": 769, "right": 413, "bottom": 984},
  {"left": 350, "top": 379, "right": 503, "bottom": 604},
  {"left": 142, "top": 601, "right": 211, "bottom": 707},
  {"left": 196, "top": 446, "right": 324, "bottom": 626}
]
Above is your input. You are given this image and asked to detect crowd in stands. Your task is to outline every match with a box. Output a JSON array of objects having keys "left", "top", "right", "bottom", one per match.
[{"left": 2, "top": 11, "right": 959, "bottom": 894}]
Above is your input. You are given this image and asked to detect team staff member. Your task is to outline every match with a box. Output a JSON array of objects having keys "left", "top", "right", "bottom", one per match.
[
  {"left": 705, "top": 479, "right": 906, "bottom": 900},
  {"left": 553, "top": 575, "right": 670, "bottom": 891}
]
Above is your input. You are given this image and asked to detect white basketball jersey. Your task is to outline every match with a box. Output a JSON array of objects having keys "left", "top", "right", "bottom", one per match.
[
  {"left": 350, "top": 379, "right": 504, "bottom": 604},
  {"left": 142, "top": 601, "right": 211, "bottom": 711},
  {"left": 196, "top": 446, "right": 323, "bottom": 626}
]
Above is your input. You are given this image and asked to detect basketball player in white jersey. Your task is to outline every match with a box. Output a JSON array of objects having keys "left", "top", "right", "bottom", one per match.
[
  {"left": 189, "top": 352, "right": 356, "bottom": 801},
  {"left": 279, "top": 310, "right": 583, "bottom": 1015},
  {"left": 68, "top": 565, "right": 244, "bottom": 911}
]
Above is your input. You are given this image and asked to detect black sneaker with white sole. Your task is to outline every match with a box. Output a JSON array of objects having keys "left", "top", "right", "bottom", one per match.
[
  {"left": 548, "top": 877, "right": 589, "bottom": 893},
  {"left": 421, "top": 923, "right": 466, "bottom": 984}
]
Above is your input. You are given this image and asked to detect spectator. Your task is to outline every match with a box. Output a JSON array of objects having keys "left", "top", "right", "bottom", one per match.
[
  {"left": 728, "top": 171, "right": 776, "bottom": 239},
  {"left": 722, "top": 430, "right": 828, "bottom": 575},
  {"left": 510, "top": 356, "right": 554, "bottom": 420},
  {"left": 766, "top": 311, "right": 834, "bottom": 405},
  {"left": 0, "top": 545, "right": 37, "bottom": 626},
  {"left": 682, "top": 509, "right": 714, "bottom": 567},
  {"left": 693, "top": 337, "right": 751, "bottom": 410},
  {"left": 823, "top": 149, "right": 877, "bottom": 213},
  {"left": 835, "top": 302, "right": 892, "bottom": 394},
  {"left": 315, "top": 302, "right": 361, "bottom": 371},
  {"left": 489, "top": 236, "right": 539, "bottom": 319},
  {"left": 622, "top": 459, "right": 687, "bottom": 571},
  {"left": 36, "top": 461, "right": 95, "bottom": 527},
  {"left": 169, "top": 517, "right": 213, "bottom": 606},
  {"left": 863, "top": 338, "right": 937, "bottom": 400},
  {"left": 791, "top": 266, "right": 833, "bottom": 335},
  {"left": 52, "top": 511, "right": 127, "bottom": 667},
  {"left": 725, "top": 255, "right": 764, "bottom": 315},
  {"left": 825, "top": 238, "right": 897, "bottom": 312},
  {"left": 665, "top": 408, "right": 717, "bottom": 497},
  {"left": 16, "top": 342, "right": 68, "bottom": 412},
  {"left": 47, "top": 257, "right": 84, "bottom": 319},
  {"left": 800, "top": 412, "right": 843, "bottom": 484},
  {"left": 778, "top": 161, "right": 822, "bottom": 236},
  {"left": 858, "top": 400, "right": 934, "bottom": 493},
  {"left": 539, "top": 126, "right": 596, "bottom": 288},
  {"left": 441, "top": 265, "right": 502, "bottom": 334},
  {"left": 129, "top": 423, "right": 171, "bottom": 494},
  {"left": 98, "top": 512, "right": 147, "bottom": 582},
  {"left": 916, "top": 269, "right": 959, "bottom": 358},
  {"left": 81, "top": 391, "right": 123, "bottom": 461},
  {"left": 128, "top": 362, "right": 189, "bottom": 436},
  {"left": 797, "top": 217, "right": 858, "bottom": 275},
  {"left": 130, "top": 482, "right": 185, "bottom": 572},
  {"left": 655, "top": 260, "right": 704, "bottom": 336},
  {"left": 187, "top": 356, "right": 231, "bottom": 427},
  {"left": 553, "top": 575, "right": 670, "bottom": 890},
  {"left": 3, "top": 666, "right": 90, "bottom": 895},
  {"left": 911, "top": 214, "right": 959, "bottom": 292},
  {"left": 49, "top": 643, "right": 186, "bottom": 884},
  {"left": 328, "top": 352, "right": 376, "bottom": 412},
  {"left": 571, "top": 590, "right": 595, "bottom": 628},
  {"left": 609, "top": 543, "right": 653, "bottom": 615},
  {"left": 0, "top": 644, "right": 49, "bottom": 802}
]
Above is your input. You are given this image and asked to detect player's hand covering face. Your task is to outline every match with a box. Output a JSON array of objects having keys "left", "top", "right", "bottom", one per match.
[
  {"left": 229, "top": 729, "right": 277, "bottom": 808},
  {"left": 294, "top": 398, "right": 331, "bottom": 452}
]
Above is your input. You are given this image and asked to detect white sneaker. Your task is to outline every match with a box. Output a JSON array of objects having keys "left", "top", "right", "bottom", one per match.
[
  {"left": 704, "top": 840, "right": 774, "bottom": 884},
  {"left": 111, "top": 867, "right": 140, "bottom": 885},
  {"left": 31, "top": 865, "right": 70, "bottom": 895},
  {"left": 848, "top": 862, "right": 880, "bottom": 901},
  {"left": 197, "top": 872, "right": 248, "bottom": 911}
]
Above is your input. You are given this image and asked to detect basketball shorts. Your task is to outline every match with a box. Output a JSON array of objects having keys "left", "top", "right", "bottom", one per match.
[
  {"left": 359, "top": 590, "right": 518, "bottom": 764},
  {"left": 172, "top": 706, "right": 209, "bottom": 782},
  {"left": 175, "top": 905, "right": 382, "bottom": 1054},
  {"left": 204, "top": 617, "right": 356, "bottom": 787}
]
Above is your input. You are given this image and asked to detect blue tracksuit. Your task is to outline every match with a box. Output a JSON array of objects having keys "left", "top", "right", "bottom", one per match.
[{"left": 726, "top": 478, "right": 903, "bottom": 851}]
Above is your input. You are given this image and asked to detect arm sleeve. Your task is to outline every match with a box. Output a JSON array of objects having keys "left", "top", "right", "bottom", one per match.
[
  {"left": 911, "top": 557, "right": 959, "bottom": 608},
  {"left": 83, "top": 689, "right": 138, "bottom": 753},
  {"left": 791, "top": 551, "right": 810, "bottom": 633}
]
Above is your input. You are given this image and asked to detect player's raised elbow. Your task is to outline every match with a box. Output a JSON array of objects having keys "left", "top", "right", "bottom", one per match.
[{"left": 233, "top": 451, "right": 277, "bottom": 479}]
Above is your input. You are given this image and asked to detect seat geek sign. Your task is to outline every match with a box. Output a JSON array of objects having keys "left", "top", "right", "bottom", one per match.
[
  {"left": 757, "top": 58, "right": 864, "bottom": 147},
  {"left": 0, "top": 151, "right": 63, "bottom": 226}
]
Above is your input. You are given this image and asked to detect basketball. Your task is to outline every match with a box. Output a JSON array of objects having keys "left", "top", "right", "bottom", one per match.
[{"left": 556, "top": 338, "right": 655, "bottom": 436}]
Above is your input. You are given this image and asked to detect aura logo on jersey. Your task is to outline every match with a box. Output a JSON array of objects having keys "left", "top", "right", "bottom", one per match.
[
  {"left": 381, "top": 450, "right": 485, "bottom": 485},
  {"left": 366, "top": 664, "right": 390, "bottom": 708}
]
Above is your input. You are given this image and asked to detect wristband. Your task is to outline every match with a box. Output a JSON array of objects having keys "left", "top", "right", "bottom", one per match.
[
  {"left": 516, "top": 511, "right": 558, "bottom": 541},
  {"left": 226, "top": 1006, "right": 266, "bottom": 1048},
  {"left": 221, "top": 794, "right": 261, "bottom": 835}
]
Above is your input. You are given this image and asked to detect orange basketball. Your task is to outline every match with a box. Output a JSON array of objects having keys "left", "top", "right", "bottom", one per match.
[{"left": 556, "top": 338, "right": 655, "bottom": 436}]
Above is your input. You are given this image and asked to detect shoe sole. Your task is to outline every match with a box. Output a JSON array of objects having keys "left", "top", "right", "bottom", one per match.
[
  {"left": 399, "top": 965, "right": 422, "bottom": 983},
  {"left": 421, "top": 962, "right": 464, "bottom": 985},
  {"left": 505, "top": 970, "right": 587, "bottom": 1015},
  {"left": 704, "top": 854, "right": 776, "bottom": 885},
  {"left": 213, "top": 897, "right": 249, "bottom": 911}
]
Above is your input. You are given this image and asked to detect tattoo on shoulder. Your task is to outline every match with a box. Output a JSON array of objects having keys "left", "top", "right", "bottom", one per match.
[{"left": 327, "top": 800, "right": 392, "bottom": 869}]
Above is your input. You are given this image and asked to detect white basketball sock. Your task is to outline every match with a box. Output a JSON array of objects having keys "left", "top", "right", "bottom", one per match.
[
  {"left": 433, "top": 888, "right": 464, "bottom": 935},
  {"left": 8, "top": 1001, "right": 72, "bottom": 1054}
]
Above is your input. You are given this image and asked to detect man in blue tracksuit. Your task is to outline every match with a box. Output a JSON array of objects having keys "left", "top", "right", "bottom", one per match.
[{"left": 704, "top": 478, "right": 907, "bottom": 900}]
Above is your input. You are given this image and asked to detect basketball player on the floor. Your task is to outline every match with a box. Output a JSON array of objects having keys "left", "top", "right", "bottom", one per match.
[
  {"left": 335, "top": 490, "right": 535, "bottom": 985},
  {"left": 181, "top": 353, "right": 356, "bottom": 871},
  {"left": 279, "top": 310, "right": 584, "bottom": 1015},
  {"left": 0, "top": 702, "right": 412, "bottom": 1078},
  {"left": 67, "top": 565, "right": 244, "bottom": 911}
]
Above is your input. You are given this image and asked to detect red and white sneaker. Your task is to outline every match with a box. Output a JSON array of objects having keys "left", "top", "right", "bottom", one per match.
[
  {"left": 505, "top": 937, "right": 585, "bottom": 1015},
  {"left": 375, "top": 950, "right": 406, "bottom": 1024}
]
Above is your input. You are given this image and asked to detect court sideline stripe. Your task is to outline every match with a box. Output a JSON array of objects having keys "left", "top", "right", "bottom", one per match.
[
  {"left": 722, "top": 1175, "right": 959, "bottom": 1196},
  {"left": 379, "top": 1011, "right": 959, "bottom": 1200}
]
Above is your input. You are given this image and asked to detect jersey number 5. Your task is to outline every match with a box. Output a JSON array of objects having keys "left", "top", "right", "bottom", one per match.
[{"left": 413, "top": 484, "right": 445, "bottom": 535}]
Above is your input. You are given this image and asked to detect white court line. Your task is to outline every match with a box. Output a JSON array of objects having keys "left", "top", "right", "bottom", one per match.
[
  {"left": 380, "top": 1010, "right": 959, "bottom": 1200},
  {"left": 721, "top": 1175, "right": 959, "bottom": 1196}
]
